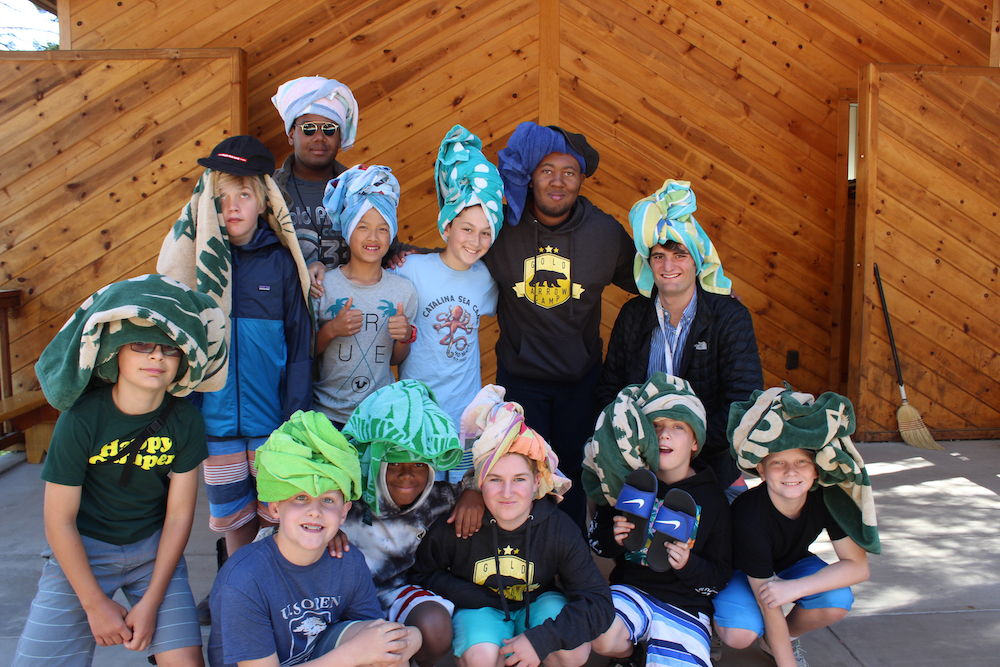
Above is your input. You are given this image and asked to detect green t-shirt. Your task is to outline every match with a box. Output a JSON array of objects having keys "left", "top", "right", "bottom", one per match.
[{"left": 41, "top": 385, "right": 208, "bottom": 545}]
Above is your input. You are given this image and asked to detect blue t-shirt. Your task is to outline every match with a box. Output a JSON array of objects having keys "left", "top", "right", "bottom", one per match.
[
  {"left": 208, "top": 537, "right": 383, "bottom": 666},
  {"left": 393, "top": 253, "right": 497, "bottom": 428}
]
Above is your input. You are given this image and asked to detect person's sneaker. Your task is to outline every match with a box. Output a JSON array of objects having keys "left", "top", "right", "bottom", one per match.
[
  {"left": 710, "top": 628, "right": 723, "bottom": 662},
  {"left": 790, "top": 638, "right": 809, "bottom": 667}
]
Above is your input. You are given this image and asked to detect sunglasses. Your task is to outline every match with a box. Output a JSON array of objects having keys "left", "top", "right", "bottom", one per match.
[
  {"left": 296, "top": 121, "right": 340, "bottom": 137},
  {"left": 129, "top": 342, "right": 183, "bottom": 358}
]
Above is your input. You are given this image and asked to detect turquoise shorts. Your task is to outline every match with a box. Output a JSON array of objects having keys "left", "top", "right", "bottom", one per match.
[
  {"left": 452, "top": 591, "right": 568, "bottom": 658},
  {"left": 713, "top": 555, "right": 855, "bottom": 637}
]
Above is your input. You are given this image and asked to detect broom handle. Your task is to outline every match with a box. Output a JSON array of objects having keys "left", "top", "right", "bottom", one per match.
[{"left": 873, "top": 263, "right": 906, "bottom": 388}]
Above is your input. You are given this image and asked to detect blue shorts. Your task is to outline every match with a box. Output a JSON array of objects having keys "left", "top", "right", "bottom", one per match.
[
  {"left": 452, "top": 591, "right": 568, "bottom": 658},
  {"left": 311, "top": 620, "right": 363, "bottom": 656},
  {"left": 713, "top": 555, "right": 855, "bottom": 636},
  {"left": 13, "top": 530, "right": 201, "bottom": 666}
]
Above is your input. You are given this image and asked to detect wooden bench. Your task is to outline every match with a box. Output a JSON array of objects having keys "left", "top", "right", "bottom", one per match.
[{"left": 0, "top": 392, "right": 59, "bottom": 463}]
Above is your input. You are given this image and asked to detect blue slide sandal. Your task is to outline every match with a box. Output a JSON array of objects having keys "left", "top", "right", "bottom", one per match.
[
  {"left": 646, "top": 488, "right": 697, "bottom": 572},
  {"left": 614, "top": 468, "right": 659, "bottom": 552}
]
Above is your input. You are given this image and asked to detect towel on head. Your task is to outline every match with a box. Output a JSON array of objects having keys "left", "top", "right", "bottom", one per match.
[
  {"left": 728, "top": 386, "right": 880, "bottom": 554},
  {"left": 342, "top": 379, "right": 463, "bottom": 514},
  {"left": 583, "top": 373, "right": 707, "bottom": 506},
  {"left": 323, "top": 164, "right": 400, "bottom": 245},
  {"left": 497, "top": 122, "right": 590, "bottom": 224},
  {"left": 465, "top": 385, "right": 571, "bottom": 499},
  {"left": 435, "top": 124, "right": 505, "bottom": 242},
  {"left": 255, "top": 410, "right": 362, "bottom": 503},
  {"left": 271, "top": 76, "right": 359, "bottom": 151},
  {"left": 630, "top": 179, "right": 731, "bottom": 298},
  {"left": 156, "top": 169, "right": 311, "bottom": 391},
  {"left": 35, "top": 274, "right": 228, "bottom": 411}
]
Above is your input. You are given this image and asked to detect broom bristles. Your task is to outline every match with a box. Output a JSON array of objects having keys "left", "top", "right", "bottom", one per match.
[{"left": 897, "top": 402, "right": 944, "bottom": 450}]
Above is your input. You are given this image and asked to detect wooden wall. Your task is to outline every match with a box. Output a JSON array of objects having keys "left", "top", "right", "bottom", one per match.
[
  {"left": 0, "top": 49, "right": 246, "bottom": 392},
  {"left": 4, "top": 1, "right": 995, "bottom": 432},
  {"left": 851, "top": 64, "right": 1000, "bottom": 441}
]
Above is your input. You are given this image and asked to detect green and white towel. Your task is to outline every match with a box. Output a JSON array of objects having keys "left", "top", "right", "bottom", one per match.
[
  {"left": 728, "top": 386, "right": 881, "bottom": 554},
  {"left": 583, "top": 373, "right": 706, "bottom": 506},
  {"left": 343, "top": 379, "right": 463, "bottom": 514},
  {"left": 35, "top": 274, "right": 228, "bottom": 412},
  {"left": 156, "top": 169, "right": 311, "bottom": 391},
  {"left": 255, "top": 410, "right": 362, "bottom": 503},
  {"left": 630, "top": 179, "right": 731, "bottom": 298}
]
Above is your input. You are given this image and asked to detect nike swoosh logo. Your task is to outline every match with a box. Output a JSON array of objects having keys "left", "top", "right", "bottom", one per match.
[
  {"left": 621, "top": 499, "right": 645, "bottom": 508},
  {"left": 656, "top": 520, "right": 681, "bottom": 530}
]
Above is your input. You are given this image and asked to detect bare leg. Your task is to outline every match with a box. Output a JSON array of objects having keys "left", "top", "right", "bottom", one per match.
[
  {"left": 406, "top": 601, "right": 453, "bottom": 667},
  {"left": 786, "top": 605, "right": 848, "bottom": 637},
  {"left": 153, "top": 644, "right": 205, "bottom": 667}
]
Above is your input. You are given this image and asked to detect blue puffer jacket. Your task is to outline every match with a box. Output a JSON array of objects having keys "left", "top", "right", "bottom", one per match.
[{"left": 201, "top": 220, "right": 312, "bottom": 437}]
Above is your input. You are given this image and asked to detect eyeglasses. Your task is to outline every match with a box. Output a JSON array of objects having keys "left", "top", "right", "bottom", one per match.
[
  {"left": 129, "top": 342, "right": 183, "bottom": 357},
  {"left": 296, "top": 122, "right": 339, "bottom": 137}
]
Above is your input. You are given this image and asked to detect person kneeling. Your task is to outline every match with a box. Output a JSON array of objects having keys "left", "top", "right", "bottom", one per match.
[{"left": 207, "top": 411, "right": 421, "bottom": 667}]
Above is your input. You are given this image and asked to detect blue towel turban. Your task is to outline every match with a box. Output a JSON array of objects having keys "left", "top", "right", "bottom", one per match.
[{"left": 323, "top": 164, "right": 401, "bottom": 243}]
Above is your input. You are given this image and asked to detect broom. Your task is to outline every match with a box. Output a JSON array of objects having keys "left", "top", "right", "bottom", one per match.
[{"left": 873, "top": 263, "right": 943, "bottom": 450}]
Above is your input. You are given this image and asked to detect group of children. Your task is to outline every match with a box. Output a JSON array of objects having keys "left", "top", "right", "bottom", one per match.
[{"left": 13, "top": 77, "right": 882, "bottom": 667}]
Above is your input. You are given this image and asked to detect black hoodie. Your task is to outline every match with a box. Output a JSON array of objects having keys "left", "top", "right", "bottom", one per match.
[
  {"left": 483, "top": 196, "right": 636, "bottom": 382},
  {"left": 411, "top": 496, "right": 614, "bottom": 659},
  {"left": 588, "top": 461, "right": 733, "bottom": 618}
]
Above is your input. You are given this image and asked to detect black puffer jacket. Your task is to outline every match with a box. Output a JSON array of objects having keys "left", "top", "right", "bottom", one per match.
[{"left": 596, "top": 285, "right": 763, "bottom": 487}]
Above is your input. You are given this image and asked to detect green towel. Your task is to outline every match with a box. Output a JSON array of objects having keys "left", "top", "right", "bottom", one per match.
[
  {"left": 255, "top": 410, "right": 362, "bottom": 503},
  {"left": 728, "top": 386, "right": 881, "bottom": 554},
  {"left": 156, "top": 169, "right": 311, "bottom": 391},
  {"left": 35, "top": 274, "right": 228, "bottom": 412},
  {"left": 343, "top": 379, "right": 462, "bottom": 513},
  {"left": 583, "top": 373, "right": 707, "bottom": 506}
]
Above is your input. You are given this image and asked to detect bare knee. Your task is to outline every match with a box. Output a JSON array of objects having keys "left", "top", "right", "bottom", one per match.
[
  {"left": 715, "top": 623, "right": 758, "bottom": 650},
  {"left": 407, "top": 601, "right": 453, "bottom": 667},
  {"left": 544, "top": 642, "right": 591, "bottom": 667},
  {"left": 457, "top": 642, "right": 502, "bottom": 667},
  {"left": 153, "top": 645, "right": 204, "bottom": 667},
  {"left": 592, "top": 616, "right": 633, "bottom": 659}
]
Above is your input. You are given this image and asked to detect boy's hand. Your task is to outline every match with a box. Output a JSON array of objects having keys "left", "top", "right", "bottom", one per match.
[
  {"left": 758, "top": 576, "right": 801, "bottom": 609},
  {"left": 612, "top": 514, "right": 634, "bottom": 546},
  {"left": 86, "top": 595, "right": 132, "bottom": 647},
  {"left": 665, "top": 538, "right": 691, "bottom": 570},
  {"left": 123, "top": 596, "right": 158, "bottom": 651},
  {"left": 447, "top": 489, "right": 485, "bottom": 538},
  {"left": 327, "top": 529, "right": 350, "bottom": 558},
  {"left": 308, "top": 262, "right": 327, "bottom": 299},
  {"left": 351, "top": 619, "right": 413, "bottom": 665},
  {"left": 324, "top": 297, "right": 363, "bottom": 337},
  {"left": 387, "top": 303, "right": 410, "bottom": 341},
  {"left": 384, "top": 248, "right": 416, "bottom": 269},
  {"left": 501, "top": 634, "right": 541, "bottom": 667}
]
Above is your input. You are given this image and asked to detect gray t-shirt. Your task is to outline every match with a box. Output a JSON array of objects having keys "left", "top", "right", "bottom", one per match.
[{"left": 313, "top": 267, "right": 418, "bottom": 424}]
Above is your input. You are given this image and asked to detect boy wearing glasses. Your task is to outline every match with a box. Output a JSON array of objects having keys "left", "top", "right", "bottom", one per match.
[
  {"left": 13, "top": 275, "right": 227, "bottom": 667},
  {"left": 272, "top": 76, "right": 412, "bottom": 298}
]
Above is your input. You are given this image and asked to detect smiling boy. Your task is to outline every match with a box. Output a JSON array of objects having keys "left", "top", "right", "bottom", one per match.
[
  {"left": 208, "top": 411, "right": 421, "bottom": 667},
  {"left": 584, "top": 373, "right": 732, "bottom": 667},
  {"left": 312, "top": 165, "right": 418, "bottom": 427},
  {"left": 393, "top": 126, "right": 503, "bottom": 478},
  {"left": 714, "top": 387, "right": 880, "bottom": 667},
  {"left": 412, "top": 389, "right": 614, "bottom": 667}
]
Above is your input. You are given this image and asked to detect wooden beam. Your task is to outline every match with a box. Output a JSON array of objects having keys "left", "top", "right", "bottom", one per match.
[{"left": 538, "top": 0, "right": 559, "bottom": 125}]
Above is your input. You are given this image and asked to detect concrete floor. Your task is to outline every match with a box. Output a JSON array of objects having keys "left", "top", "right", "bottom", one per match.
[{"left": 2, "top": 439, "right": 999, "bottom": 666}]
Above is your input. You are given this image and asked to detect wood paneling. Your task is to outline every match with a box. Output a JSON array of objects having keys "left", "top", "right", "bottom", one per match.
[
  {"left": 850, "top": 64, "right": 1000, "bottom": 441},
  {"left": 0, "top": 49, "right": 246, "bottom": 391},
  {"left": 12, "top": 1, "right": 993, "bottom": 421}
]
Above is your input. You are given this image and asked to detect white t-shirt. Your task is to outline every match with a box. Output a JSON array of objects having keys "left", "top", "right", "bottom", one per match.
[{"left": 393, "top": 254, "right": 498, "bottom": 428}]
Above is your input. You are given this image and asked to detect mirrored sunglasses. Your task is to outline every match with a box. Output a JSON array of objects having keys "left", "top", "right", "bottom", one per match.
[
  {"left": 297, "top": 122, "right": 339, "bottom": 137},
  {"left": 129, "top": 342, "right": 183, "bottom": 357}
]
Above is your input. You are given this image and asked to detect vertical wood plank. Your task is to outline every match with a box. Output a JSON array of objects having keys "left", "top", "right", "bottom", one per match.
[
  {"left": 538, "top": 0, "right": 559, "bottom": 125},
  {"left": 829, "top": 89, "right": 855, "bottom": 393}
]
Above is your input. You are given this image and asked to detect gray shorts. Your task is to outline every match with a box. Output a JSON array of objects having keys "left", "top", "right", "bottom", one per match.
[{"left": 13, "top": 529, "right": 202, "bottom": 666}]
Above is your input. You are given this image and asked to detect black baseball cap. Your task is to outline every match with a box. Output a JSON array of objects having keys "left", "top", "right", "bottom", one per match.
[
  {"left": 547, "top": 125, "right": 599, "bottom": 177},
  {"left": 198, "top": 135, "right": 275, "bottom": 176}
]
